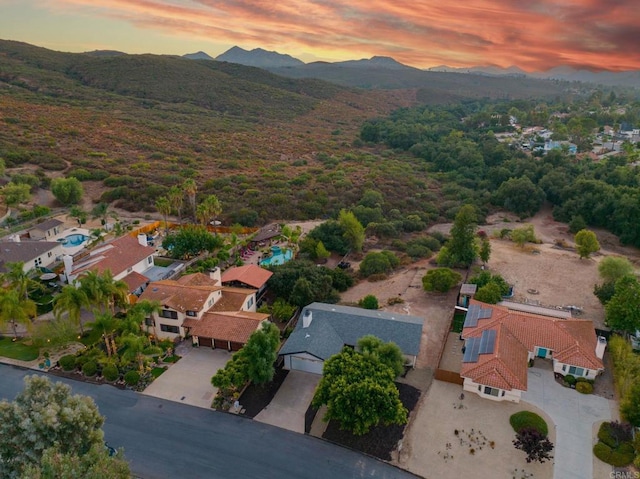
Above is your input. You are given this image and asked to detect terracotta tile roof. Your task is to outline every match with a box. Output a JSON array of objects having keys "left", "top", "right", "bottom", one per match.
[
  {"left": 177, "top": 272, "right": 219, "bottom": 287},
  {"left": 139, "top": 274, "right": 221, "bottom": 313},
  {"left": 121, "top": 271, "right": 149, "bottom": 292},
  {"left": 71, "top": 235, "right": 155, "bottom": 278},
  {"left": 183, "top": 311, "right": 268, "bottom": 344},
  {"left": 461, "top": 300, "right": 603, "bottom": 390},
  {"left": 221, "top": 264, "right": 273, "bottom": 289},
  {"left": 461, "top": 324, "right": 528, "bottom": 391},
  {"left": 209, "top": 287, "right": 257, "bottom": 312}
]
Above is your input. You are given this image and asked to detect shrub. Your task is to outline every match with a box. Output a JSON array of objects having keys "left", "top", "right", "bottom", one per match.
[
  {"left": 576, "top": 381, "right": 593, "bottom": 394},
  {"left": 564, "top": 374, "right": 576, "bottom": 386},
  {"left": 422, "top": 268, "right": 462, "bottom": 292},
  {"left": 81, "top": 360, "right": 98, "bottom": 377},
  {"left": 124, "top": 370, "right": 140, "bottom": 386},
  {"left": 59, "top": 355, "right": 76, "bottom": 371},
  {"left": 608, "top": 449, "right": 635, "bottom": 467},
  {"left": 102, "top": 364, "right": 120, "bottom": 382},
  {"left": 510, "top": 411, "right": 549, "bottom": 436},
  {"left": 593, "top": 442, "right": 613, "bottom": 463},
  {"left": 358, "top": 295, "right": 379, "bottom": 310},
  {"left": 598, "top": 421, "right": 633, "bottom": 448}
]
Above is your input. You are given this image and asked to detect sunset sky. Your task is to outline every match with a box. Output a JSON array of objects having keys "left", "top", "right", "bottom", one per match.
[{"left": 1, "top": 0, "right": 639, "bottom": 71}]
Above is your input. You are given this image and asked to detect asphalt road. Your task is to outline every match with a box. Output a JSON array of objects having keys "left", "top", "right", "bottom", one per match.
[{"left": 0, "top": 364, "right": 420, "bottom": 479}]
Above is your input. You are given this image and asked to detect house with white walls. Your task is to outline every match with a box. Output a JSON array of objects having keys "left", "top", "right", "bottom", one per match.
[{"left": 460, "top": 300, "right": 606, "bottom": 403}]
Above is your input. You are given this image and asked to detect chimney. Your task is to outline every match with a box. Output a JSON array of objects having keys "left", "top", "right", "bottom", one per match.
[
  {"left": 595, "top": 336, "right": 607, "bottom": 360},
  {"left": 209, "top": 267, "right": 221, "bottom": 284},
  {"left": 62, "top": 255, "right": 74, "bottom": 283},
  {"left": 302, "top": 309, "right": 313, "bottom": 328},
  {"left": 137, "top": 233, "right": 148, "bottom": 247}
]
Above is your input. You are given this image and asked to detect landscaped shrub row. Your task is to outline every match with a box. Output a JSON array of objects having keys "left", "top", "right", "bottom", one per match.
[
  {"left": 59, "top": 355, "right": 76, "bottom": 371},
  {"left": 124, "top": 371, "right": 140, "bottom": 386},
  {"left": 576, "top": 381, "right": 593, "bottom": 394},
  {"left": 593, "top": 421, "right": 635, "bottom": 467},
  {"left": 509, "top": 411, "right": 548, "bottom": 436}
]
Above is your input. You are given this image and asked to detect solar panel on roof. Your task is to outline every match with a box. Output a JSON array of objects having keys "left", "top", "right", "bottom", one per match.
[
  {"left": 463, "top": 305, "right": 480, "bottom": 328},
  {"left": 478, "top": 329, "right": 496, "bottom": 354},
  {"left": 462, "top": 337, "right": 482, "bottom": 363},
  {"left": 479, "top": 308, "right": 493, "bottom": 319}
]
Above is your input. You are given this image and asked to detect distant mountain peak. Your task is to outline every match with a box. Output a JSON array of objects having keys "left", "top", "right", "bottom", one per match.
[
  {"left": 216, "top": 46, "right": 304, "bottom": 68},
  {"left": 183, "top": 51, "right": 215, "bottom": 61}
]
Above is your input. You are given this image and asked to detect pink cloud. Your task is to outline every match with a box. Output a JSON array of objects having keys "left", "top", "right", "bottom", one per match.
[{"left": 45, "top": 0, "right": 640, "bottom": 71}]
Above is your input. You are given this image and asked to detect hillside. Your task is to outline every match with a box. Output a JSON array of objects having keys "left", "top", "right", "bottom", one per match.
[{"left": 0, "top": 40, "right": 592, "bottom": 226}]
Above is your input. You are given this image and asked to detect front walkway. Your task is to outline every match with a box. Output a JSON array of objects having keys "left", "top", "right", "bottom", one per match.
[
  {"left": 254, "top": 370, "right": 320, "bottom": 433},
  {"left": 522, "top": 364, "right": 615, "bottom": 479},
  {"left": 142, "top": 344, "right": 231, "bottom": 409}
]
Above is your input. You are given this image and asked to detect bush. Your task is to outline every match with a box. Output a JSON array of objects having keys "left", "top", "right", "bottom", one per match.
[
  {"left": 422, "top": 268, "right": 462, "bottom": 292},
  {"left": 576, "top": 381, "right": 593, "bottom": 394},
  {"left": 564, "top": 374, "right": 576, "bottom": 386},
  {"left": 593, "top": 442, "right": 613, "bottom": 463},
  {"left": 358, "top": 295, "right": 379, "bottom": 310},
  {"left": 510, "top": 411, "right": 549, "bottom": 436},
  {"left": 102, "top": 364, "right": 120, "bottom": 382},
  {"left": 59, "top": 354, "right": 76, "bottom": 371},
  {"left": 124, "top": 370, "right": 140, "bottom": 386},
  {"left": 608, "top": 449, "right": 635, "bottom": 467},
  {"left": 598, "top": 421, "right": 632, "bottom": 448},
  {"left": 81, "top": 360, "right": 98, "bottom": 377}
]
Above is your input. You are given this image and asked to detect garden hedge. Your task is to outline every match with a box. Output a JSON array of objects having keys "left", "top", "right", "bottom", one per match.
[
  {"left": 510, "top": 411, "right": 549, "bottom": 436},
  {"left": 576, "top": 382, "right": 593, "bottom": 394}
]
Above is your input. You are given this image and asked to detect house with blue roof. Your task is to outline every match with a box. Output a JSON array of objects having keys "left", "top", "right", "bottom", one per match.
[{"left": 279, "top": 302, "right": 423, "bottom": 374}]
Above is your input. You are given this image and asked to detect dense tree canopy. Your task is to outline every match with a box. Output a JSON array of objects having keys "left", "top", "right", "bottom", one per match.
[
  {"left": 162, "top": 225, "right": 224, "bottom": 259},
  {"left": 51, "top": 177, "right": 83, "bottom": 206},
  {"left": 312, "top": 346, "right": 407, "bottom": 435},
  {"left": 605, "top": 276, "right": 640, "bottom": 335},
  {"left": 0, "top": 376, "right": 128, "bottom": 478}
]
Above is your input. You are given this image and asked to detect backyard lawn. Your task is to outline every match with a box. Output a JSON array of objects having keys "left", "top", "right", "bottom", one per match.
[{"left": 0, "top": 337, "right": 39, "bottom": 361}]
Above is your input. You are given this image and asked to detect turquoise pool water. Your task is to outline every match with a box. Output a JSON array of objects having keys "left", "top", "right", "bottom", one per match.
[
  {"left": 260, "top": 246, "right": 293, "bottom": 266},
  {"left": 58, "top": 233, "right": 89, "bottom": 247}
]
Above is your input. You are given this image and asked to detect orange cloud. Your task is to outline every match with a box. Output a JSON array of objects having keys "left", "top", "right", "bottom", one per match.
[{"left": 44, "top": 0, "right": 640, "bottom": 71}]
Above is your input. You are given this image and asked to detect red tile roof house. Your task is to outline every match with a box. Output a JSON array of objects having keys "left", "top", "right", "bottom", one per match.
[
  {"left": 62, "top": 234, "right": 156, "bottom": 297},
  {"left": 460, "top": 300, "right": 606, "bottom": 403},
  {"left": 220, "top": 264, "right": 273, "bottom": 302},
  {"left": 138, "top": 268, "right": 269, "bottom": 350}
]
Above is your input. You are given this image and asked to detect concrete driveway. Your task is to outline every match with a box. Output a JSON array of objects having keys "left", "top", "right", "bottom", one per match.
[
  {"left": 522, "top": 364, "right": 614, "bottom": 479},
  {"left": 254, "top": 370, "right": 320, "bottom": 433},
  {"left": 142, "top": 346, "right": 231, "bottom": 409}
]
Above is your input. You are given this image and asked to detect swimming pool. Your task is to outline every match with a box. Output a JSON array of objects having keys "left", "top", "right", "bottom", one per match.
[
  {"left": 57, "top": 233, "right": 89, "bottom": 247},
  {"left": 259, "top": 246, "right": 293, "bottom": 266}
]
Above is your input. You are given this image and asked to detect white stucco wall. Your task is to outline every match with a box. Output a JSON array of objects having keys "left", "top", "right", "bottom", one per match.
[{"left": 463, "top": 378, "right": 522, "bottom": 403}]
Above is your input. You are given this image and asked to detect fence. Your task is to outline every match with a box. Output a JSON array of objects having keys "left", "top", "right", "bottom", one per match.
[{"left": 434, "top": 369, "right": 464, "bottom": 385}]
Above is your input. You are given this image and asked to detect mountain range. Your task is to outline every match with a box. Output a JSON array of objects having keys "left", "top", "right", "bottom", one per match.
[{"left": 184, "top": 46, "right": 640, "bottom": 89}]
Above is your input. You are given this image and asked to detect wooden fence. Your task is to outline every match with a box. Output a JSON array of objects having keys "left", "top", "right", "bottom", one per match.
[{"left": 434, "top": 369, "right": 464, "bottom": 385}]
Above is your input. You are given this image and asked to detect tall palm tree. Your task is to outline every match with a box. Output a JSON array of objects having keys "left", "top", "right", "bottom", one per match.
[
  {"left": 78, "top": 271, "right": 105, "bottom": 312},
  {"left": 198, "top": 194, "right": 222, "bottom": 226},
  {"left": 128, "top": 299, "right": 161, "bottom": 343},
  {"left": 0, "top": 288, "right": 36, "bottom": 339},
  {"left": 182, "top": 179, "right": 197, "bottom": 222},
  {"left": 155, "top": 196, "right": 172, "bottom": 234},
  {"left": 119, "top": 333, "right": 161, "bottom": 373},
  {"left": 53, "top": 284, "right": 90, "bottom": 334},
  {"left": 98, "top": 270, "right": 129, "bottom": 314},
  {"left": 2, "top": 261, "right": 42, "bottom": 301},
  {"left": 87, "top": 312, "right": 117, "bottom": 357},
  {"left": 167, "top": 186, "right": 184, "bottom": 226}
]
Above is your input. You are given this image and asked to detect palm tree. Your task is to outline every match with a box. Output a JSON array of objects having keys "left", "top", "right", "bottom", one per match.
[
  {"left": 2, "top": 261, "right": 43, "bottom": 301},
  {"left": 78, "top": 271, "right": 105, "bottom": 312},
  {"left": 167, "top": 186, "right": 184, "bottom": 225},
  {"left": 53, "top": 284, "right": 90, "bottom": 334},
  {"left": 128, "top": 299, "right": 161, "bottom": 343},
  {"left": 98, "top": 270, "right": 129, "bottom": 314},
  {"left": 155, "top": 196, "right": 172, "bottom": 234},
  {"left": 197, "top": 194, "right": 222, "bottom": 226},
  {"left": 87, "top": 312, "right": 117, "bottom": 357},
  {"left": 0, "top": 288, "right": 36, "bottom": 339},
  {"left": 182, "top": 179, "right": 197, "bottom": 222},
  {"left": 119, "top": 333, "right": 161, "bottom": 373}
]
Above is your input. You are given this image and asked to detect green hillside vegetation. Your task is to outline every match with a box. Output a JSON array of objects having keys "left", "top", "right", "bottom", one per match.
[{"left": 1, "top": 40, "right": 635, "bottom": 233}]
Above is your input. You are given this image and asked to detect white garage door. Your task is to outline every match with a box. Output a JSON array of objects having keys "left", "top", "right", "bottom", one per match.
[{"left": 290, "top": 355, "right": 324, "bottom": 375}]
